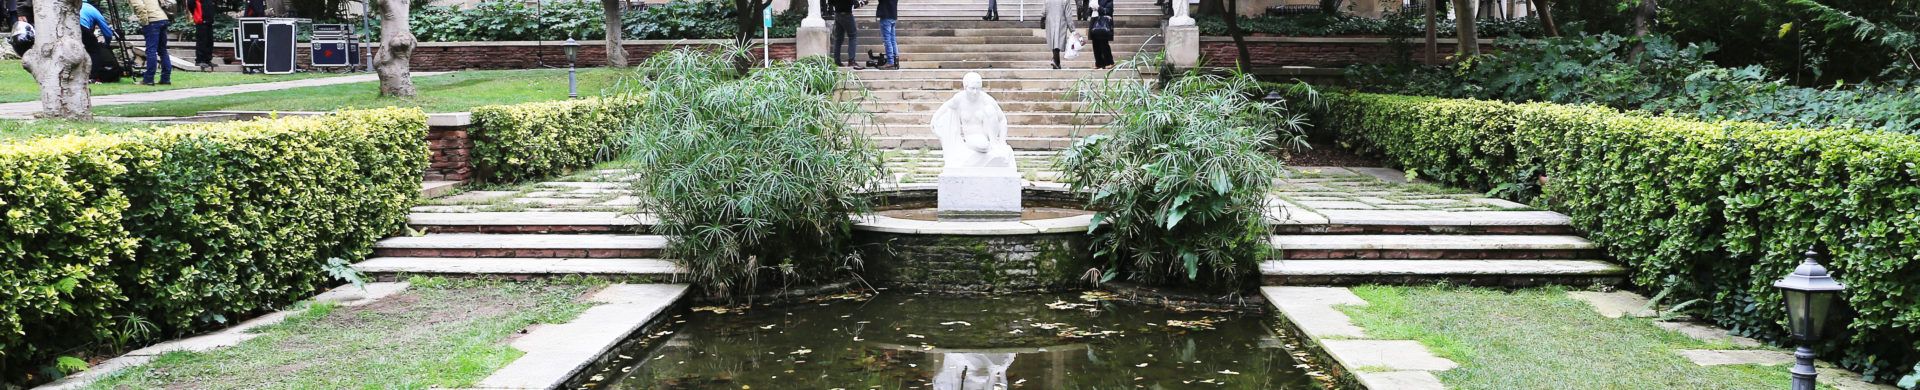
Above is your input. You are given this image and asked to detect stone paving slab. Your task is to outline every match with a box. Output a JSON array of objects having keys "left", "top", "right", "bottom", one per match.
[
  {"left": 1261, "top": 286, "right": 1369, "bottom": 339},
  {"left": 410, "top": 212, "right": 650, "bottom": 226},
  {"left": 1677, "top": 349, "right": 1793, "bottom": 366},
  {"left": 1321, "top": 340, "right": 1460, "bottom": 371},
  {"left": 422, "top": 181, "right": 462, "bottom": 199},
  {"left": 353, "top": 257, "right": 684, "bottom": 275},
  {"left": 1271, "top": 234, "right": 1596, "bottom": 250},
  {"left": 1262, "top": 260, "right": 1626, "bottom": 276},
  {"left": 474, "top": 284, "right": 688, "bottom": 389},
  {"left": 375, "top": 234, "right": 666, "bottom": 250},
  {"left": 1304, "top": 210, "right": 1571, "bottom": 226},
  {"left": 35, "top": 283, "right": 409, "bottom": 389},
  {"left": 1347, "top": 167, "right": 1424, "bottom": 184},
  {"left": 1568, "top": 291, "right": 1656, "bottom": 318},
  {"left": 1653, "top": 321, "right": 1764, "bottom": 347}
]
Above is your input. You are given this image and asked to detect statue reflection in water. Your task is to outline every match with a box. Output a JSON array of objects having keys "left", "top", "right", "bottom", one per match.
[{"left": 931, "top": 352, "right": 1016, "bottom": 390}]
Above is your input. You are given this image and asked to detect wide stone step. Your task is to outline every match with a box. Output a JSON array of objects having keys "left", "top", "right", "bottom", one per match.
[
  {"left": 846, "top": 89, "right": 1074, "bottom": 101},
  {"left": 353, "top": 257, "right": 684, "bottom": 279},
  {"left": 1259, "top": 259, "right": 1626, "bottom": 287},
  {"left": 852, "top": 8, "right": 1165, "bottom": 17},
  {"left": 372, "top": 233, "right": 667, "bottom": 258},
  {"left": 409, "top": 211, "right": 647, "bottom": 233},
  {"left": 880, "top": 42, "right": 1159, "bottom": 53},
  {"left": 859, "top": 100, "right": 1089, "bottom": 112},
  {"left": 1271, "top": 234, "right": 1600, "bottom": 260},
  {"left": 891, "top": 60, "right": 1114, "bottom": 69},
  {"left": 841, "top": 24, "right": 1160, "bottom": 35},
  {"left": 868, "top": 111, "right": 1109, "bottom": 125},
  {"left": 857, "top": 124, "right": 1101, "bottom": 138},
  {"left": 848, "top": 77, "right": 1139, "bottom": 90},
  {"left": 855, "top": 36, "right": 1162, "bottom": 47},
  {"left": 847, "top": 68, "right": 1112, "bottom": 79},
  {"left": 872, "top": 135, "right": 1076, "bottom": 150},
  {"left": 842, "top": 16, "right": 1164, "bottom": 26},
  {"left": 884, "top": 51, "right": 1139, "bottom": 62}
]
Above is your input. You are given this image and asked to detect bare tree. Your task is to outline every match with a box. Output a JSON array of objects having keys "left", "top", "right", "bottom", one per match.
[
  {"left": 1224, "top": 0, "right": 1250, "bottom": 69},
  {"left": 1451, "top": 0, "right": 1478, "bottom": 56},
  {"left": 1628, "top": 0, "right": 1655, "bottom": 57},
  {"left": 1425, "top": 0, "right": 1438, "bottom": 63},
  {"left": 23, "top": 0, "right": 93, "bottom": 119},
  {"left": 372, "top": 0, "right": 415, "bottom": 97},
  {"left": 1530, "top": 0, "right": 1557, "bottom": 37},
  {"left": 602, "top": 0, "right": 627, "bottom": 67}
]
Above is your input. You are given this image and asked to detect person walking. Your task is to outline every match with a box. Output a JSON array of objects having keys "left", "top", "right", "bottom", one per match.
[
  {"left": 981, "top": 0, "right": 998, "bottom": 21},
  {"left": 1043, "top": 0, "right": 1072, "bottom": 69},
  {"left": 877, "top": 0, "right": 898, "bottom": 69},
  {"left": 829, "top": 0, "right": 863, "bottom": 69},
  {"left": 1088, "top": 0, "right": 1114, "bottom": 68},
  {"left": 79, "top": 0, "right": 122, "bottom": 82},
  {"left": 130, "top": 0, "right": 170, "bottom": 85},
  {"left": 186, "top": 0, "right": 213, "bottom": 70}
]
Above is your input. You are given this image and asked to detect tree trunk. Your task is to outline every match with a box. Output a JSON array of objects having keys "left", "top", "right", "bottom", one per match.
[
  {"left": 373, "top": 0, "right": 416, "bottom": 97},
  {"left": 1424, "top": 0, "right": 1438, "bottom": 63},
  {"left": 1451, "top": 0, "right": 1477, "bottom": 56},
  {"left": 1628, "top": 0, "right": 1654, "bottom": 57},
  {"left": 24, "top": 0, "right": 93, "bottom": 119},
  {"left": 602, "top": 0, "right": 627, "bottom": 67},
  {"left": 1224, "top": 0, "right": 1250, "bottom": 70},
  {"left": 1530, "top": 0, "right": 1557, "bottom": 37},
  {"left": 732, "top": 0, "right": 765, "bottom": 74}
]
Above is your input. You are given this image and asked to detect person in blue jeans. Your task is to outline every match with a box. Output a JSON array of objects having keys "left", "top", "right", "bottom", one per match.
[
  {"left": 129, "top": 0, "right": 169, "bottom": 85},
  {"left": 876, "top": 0, "right": 898, "bottom": 69}
]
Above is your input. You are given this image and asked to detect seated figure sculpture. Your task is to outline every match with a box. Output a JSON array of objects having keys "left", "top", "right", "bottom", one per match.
[{"left": 930, "top": 72, "right": 1016, "bottom": 168}]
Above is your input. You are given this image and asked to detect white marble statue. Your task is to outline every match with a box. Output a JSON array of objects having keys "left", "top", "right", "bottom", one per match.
[
  {"left": 931, "top": 353, "right": 1016, "bottom": 390},
  {"left": 930, "top": 72, "right": 1016, "bottom": 168}
]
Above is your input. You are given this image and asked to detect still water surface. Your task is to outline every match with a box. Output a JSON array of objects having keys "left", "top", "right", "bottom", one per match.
[{"left": 596, "top": 292, "right": 1321, "bottom": 389}]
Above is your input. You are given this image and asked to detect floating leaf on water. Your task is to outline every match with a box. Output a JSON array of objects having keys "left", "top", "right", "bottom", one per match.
[
  {"left": 1136, "top": 363, "right": 1149, "bottom": 367},
  {"left": 790, "top": 348, "right": 812, "bottom": 355},
  {"left": 939, "top": 321, "right": 973, "bottom": 326},
  {"left": 906, "top": 334, "right": 926, "bottom": 338},
  {"left": 1218, "top": 370, "right": 1240, "bottom": 375}
]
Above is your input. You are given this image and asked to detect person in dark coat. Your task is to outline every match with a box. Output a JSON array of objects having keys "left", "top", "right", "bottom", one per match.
[
  {"left": 982, "top": 0, "right": 998, "bottom": 20},
  {"left": 1089, "top": 0, "right": 1114, "bottom": 68},
  {"left": 829, "top": 0, "right": 862, "bottom": 69},
  {"left": 186, "top": 0, "right": 214, "bottom": 70}
]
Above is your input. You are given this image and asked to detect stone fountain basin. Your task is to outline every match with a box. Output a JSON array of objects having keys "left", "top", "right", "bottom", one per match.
[{"left": 852, "top": 184, "right": 1099, "bottom": 293}]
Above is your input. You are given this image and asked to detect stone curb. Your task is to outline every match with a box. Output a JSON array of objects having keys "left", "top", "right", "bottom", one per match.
[
  {"left": 34, "top": 283, "right": 410, "bottom": 390},
  {"left": 472, "top": 284, "right": 689, "bottom": 389}
]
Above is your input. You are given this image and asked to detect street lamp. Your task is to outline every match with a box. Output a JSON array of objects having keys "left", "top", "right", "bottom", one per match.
[
  {"left": 564, "top": 38, "right": 580, "bottom": 99},
  {"left": 1773, "top": 248, "right": 1847, "bottom": 390}
]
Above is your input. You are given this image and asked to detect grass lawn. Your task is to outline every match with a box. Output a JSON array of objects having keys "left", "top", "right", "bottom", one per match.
[
  {"left": 0, "top": 119, "right": 161, "bottom": 142},
  {"left": 1340, "top": 286, "right": 1822, "bottom": 390},
  {"left": 95, "top": 68, "right": 636, "bottom": 117},
  {"left": 85, "top": 278, "right": 600, "bottom": 389},
  {"left": 2, "top": 60, "right": 339, "bottom": 103}
]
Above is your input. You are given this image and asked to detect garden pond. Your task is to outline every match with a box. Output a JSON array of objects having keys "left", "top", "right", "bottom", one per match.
[{"left": 587, "top": 292, "right": 1327, "bottom": 389}]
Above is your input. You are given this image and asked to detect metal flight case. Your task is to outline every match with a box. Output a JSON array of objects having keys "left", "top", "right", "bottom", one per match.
[{"left": 309, "top": 24, "right": 359, "bottom": 68}]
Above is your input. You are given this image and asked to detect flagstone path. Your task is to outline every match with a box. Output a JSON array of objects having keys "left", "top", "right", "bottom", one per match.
[{"left": 0, "top": 72, "right": 447, "bottom": 119}]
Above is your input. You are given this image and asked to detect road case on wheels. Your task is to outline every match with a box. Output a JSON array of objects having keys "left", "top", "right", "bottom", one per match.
[{"left": 309, "top": 24, "right": 359, "bottom": 68}]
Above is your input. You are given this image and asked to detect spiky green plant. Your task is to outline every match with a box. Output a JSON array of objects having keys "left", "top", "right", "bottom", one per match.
[
  {"left": 618, "top": 48, "right": 884, "bottom": 297},
  {"left": 1060, "top": 69, "right": 1305, "bottom": 291}
]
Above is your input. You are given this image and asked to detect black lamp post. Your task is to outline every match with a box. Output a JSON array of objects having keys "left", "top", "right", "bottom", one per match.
[
  {"left": 564, "top": 38, "right": 580, "bottom": 99},
  {"left": 1773, "top": 248, "right": 1847, "bottom": 390},
  {"left": 1262, "top": 91, "right": 1284, "bottom": 106}
]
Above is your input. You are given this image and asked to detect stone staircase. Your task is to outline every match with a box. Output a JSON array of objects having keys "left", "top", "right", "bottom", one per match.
[
  {"left": 830, "top": 0, "right": 1166, "bottom": 150},
  {"left": 353, "top": 211, "right": 683, "bottom": 280},
  {"left": 1259, "top": 167, "right": 1627, "bottom": 287}
]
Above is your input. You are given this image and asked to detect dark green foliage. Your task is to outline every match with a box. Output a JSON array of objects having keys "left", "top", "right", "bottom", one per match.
[
  {"left": 0, "top": 110, "right": 425, "bottom": 384},
  {"left": 1347, "top": 32, "right": 1920, "bottom": 133},
  {"left": 470, "top": 97, "right": 643, "bottom": 183},
  {"left": 1311, "top": 92, "right": 1920, "bottom": 383},
  {"left": 1060, "top": 70, "right": 1301, "bottom": 291},
  {"left": 1196, "top": 11, "right": 1541, "bottom": 37},
  {"left": 410, "top": 0, "right": 800, "bottom": 42},
  {"left": 619, "top": 49, "right": 883, "bottom": 297}
]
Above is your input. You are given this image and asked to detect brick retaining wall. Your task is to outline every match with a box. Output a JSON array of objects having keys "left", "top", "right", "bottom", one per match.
[
  {"left": 173, "top": 39, "right": 796, "bottom": 72},
  {"left": 424, "top": 114, "right": 474, "bottom": 182}
]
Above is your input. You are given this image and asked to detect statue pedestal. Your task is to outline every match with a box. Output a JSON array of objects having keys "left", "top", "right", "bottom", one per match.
[
  {"left": 1165, "top": 24, "right": 1200, "bottom": 69},
  {"left": 797, "top": 25, "right": 831, "bottom": 59},
  {"left": 937, "top": 167, "right": 1023, "bottom": 221}
]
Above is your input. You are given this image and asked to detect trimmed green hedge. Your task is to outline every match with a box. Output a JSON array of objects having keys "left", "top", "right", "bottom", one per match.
[
  {"left": 471, "top": 97, "right": 643, "bottom": 183},
  {"left": 1312, "top": 92, "right": 1920, "bottom": 382},
  {"left": 0, "top": 109, "right": 425, "bottom": 383}
]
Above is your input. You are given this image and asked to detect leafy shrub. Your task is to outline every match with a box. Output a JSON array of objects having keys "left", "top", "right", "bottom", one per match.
[
  {"left": 619, "top": 49, "right": 883, "bottom": 297},
  {"left": 1311, "top": 92, "right": 1920, "bottom": 382},
  {"left": 410, "top": 0, "right": 800, "bottom": 42},
  {"left": 1059, "top": 70, "right": 1301, "bottom": 291},
  {"left": 470, "top": 97, "right": 643, "bottom": 183},
  {"left": 1197, "top": 12, "right": 1540, "bottom": 38},
  {"left": 1346, "top": 32, "right": 1920, "bottom": 133},
  {"left": 0, "top": 109, "right": 425, "bottom": 384}
]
